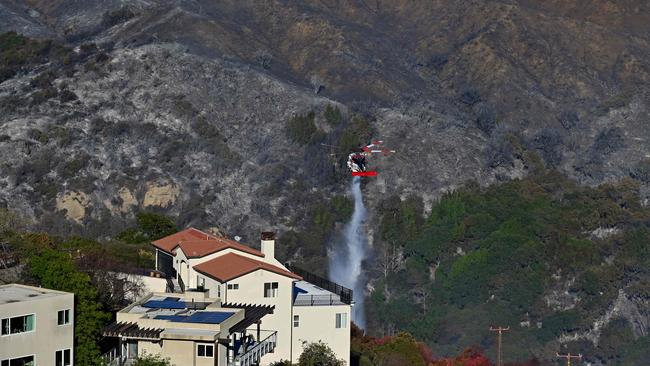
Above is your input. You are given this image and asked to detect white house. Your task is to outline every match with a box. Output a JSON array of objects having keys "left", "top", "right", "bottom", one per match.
[
  {"left": 0, "top": 284, "right": 74, "bottom": 366},
  {"left": 103, "top": 291, "right": 276, "bottom": 366},
  {"left": 151, "top": 228, "right": 352, "bottom": 365}
]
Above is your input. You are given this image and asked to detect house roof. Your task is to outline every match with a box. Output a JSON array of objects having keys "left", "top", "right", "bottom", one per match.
[
  {"left": 0, "top": 284, "right": 71, "bottom": 304},
  {"left": 151, "top": 228, "right": 264, "bottom": 258},
  {"left": 193, "top": 253, "right": 302, "bottom": 282}
]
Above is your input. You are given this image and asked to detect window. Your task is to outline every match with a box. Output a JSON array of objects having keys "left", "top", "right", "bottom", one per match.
[
  {"left": 56, "top": 349, "right": 71, "bottom": 366},
  {"left": 293, "top": 315, "right": 300, "bottom": 327},
  {"left": 1, "top": 314, "right": 35, "bottom": 335},
  {"left": 197, "top": 344, "right": 214, "bottom": 358},
  {"left": 227, "top": 284, "right": 239, "bottom": 290},
  {"left": 335, "top": 313, "right": 347, "bottom": 329},
  {"left": 217, "top": 285, "right": 221, "bottom": 298},
  {"left": 1, "top": 356, "right": 35, "bottom": 366},
  {"left": 57, "top": 309, "right": 70, "bottom": 325},
  {"left": 264, "top": 282, "right": 278, "bottom": 298},
  {"left": 197, "top": 276, "right": 205, "bottom": 289}
]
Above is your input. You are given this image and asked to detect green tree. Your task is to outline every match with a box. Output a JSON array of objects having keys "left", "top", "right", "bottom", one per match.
[
  {"left": 298, "top": 341, "right": 345, "bottom": 366},
  {"left": 28, "top": 248, "right": 110, "bottom": 365},
  {"left": 118, "top": 212, "right": 178, "bottom": 243},
  {"left": 136, "top": 212, "right": 178, "bottom": 240}
]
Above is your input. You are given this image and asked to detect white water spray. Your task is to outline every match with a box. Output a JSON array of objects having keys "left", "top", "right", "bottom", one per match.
[{"left": 329, "top": 176, "right": 368, "bottom": 328}]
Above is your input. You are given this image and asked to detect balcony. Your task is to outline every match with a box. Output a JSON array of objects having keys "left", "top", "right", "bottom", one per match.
[
  {"left": 231, "top": 330, "right": 277, "bottom": 366},
  {"left": 286, "top": 264, "right": 352, "bottom": 305},
  {"left": 293, "top": 293, "right": 347, "bottom": 306}
]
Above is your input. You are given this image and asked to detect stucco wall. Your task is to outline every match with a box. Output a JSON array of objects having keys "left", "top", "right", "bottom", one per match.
[
  {"left": 224, "top": 270, "right": 295, "bottom": 364},
  {"left": 292, "top": 304, "right": 351, "bottom": 365},
  {"left": 0, "top": 293, "right": 74, "bottom": 365}
]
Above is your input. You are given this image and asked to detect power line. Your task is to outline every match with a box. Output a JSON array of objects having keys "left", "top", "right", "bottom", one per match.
[
  {"left": 556, "top": 353, "right": 582, "bottom": 366},
  {"left": 489, "top": 326, "right": 510, "bottom": 366}
]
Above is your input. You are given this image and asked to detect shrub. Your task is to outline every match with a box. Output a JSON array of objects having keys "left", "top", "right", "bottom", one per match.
[
  {"left": 269, "top": 361, "right": 292, "bottom": 366},
  {"left": 558, "top": 110, "right": 579, "bottom": 130},
  {"left": 103, "top": 7, "right": 136, "bottom": 27},
  {"left": 30, "top": 86, "right": 58, "bottom": 104},
  {"left": 30, "top": 70, "right": 57, "bottom": 88},
  {"left": 630, "top": 159, "right": 650, "bottom": 183},
  {"left": 254, "top": 49, "right": 272, "bottom": 70},
  {"left": 132, "top": 353, "right": 173, "bottom": 366},
  {"left": 59, "top": 155, "right": 89, "bottom": 179},
  {"left": 324, "top": 104, "right": 343, "bottom": 126},
  {"left": 298, "top": 341, "right": 345, "bottom": 366},
  {"left": 27, "top": 128, "right": 49, "bottom": 144},
  {"left": 0, "top": 31, "right": 71, "bottom": 83},
  {"left": 426, "top": 54, "right": 448, "bottom": 71},
  {"left": 460, "top": 87, "right": 481, "bottom": 105},
  {"left": 593, "top": 127, "right": 624, "bottom": 156},
  {"left": 59, "top": 88, "right": 78, "bottom": 103},
  {"left": 537, "top": 310, "right": 580, "bottom": 343},
  {"left": 474, "top": 102, "right": 497, "bottom": 134},
  {"left": 532, "top": 128, "right": 563, "bottom": 167},
  {"left": 286, "top": 111, "right": 325, "bottom": 144}
]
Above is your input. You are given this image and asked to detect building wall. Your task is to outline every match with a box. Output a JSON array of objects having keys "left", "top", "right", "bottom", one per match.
[
  {"left": 139, "top": 339, "right": 219, "bottom": 366},
  {"left": 0, "top": 293, "right": 74, "bottom": 365},
  {"left": 292, "top": 304, "right": 351, "bottom": 365},
  {"left": 138, "top": 340, "right": 164, "bottom": 358},
  {"left": 221, "top": 270, "right": 295, "bottom": 365},
  {"left": 163, "top": 339, "right": 196, "bottom": 366},
  {"left": 200, "top": 274, "right": 223, "bottom": 299},
  {"left": 218, "top": 343, "right": 228, "bottom": 366}
]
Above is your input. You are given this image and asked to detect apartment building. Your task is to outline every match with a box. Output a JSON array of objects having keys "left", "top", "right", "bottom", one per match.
[
  {"left": 103, "top": 291, "right": 276, "bottom": 366},
  {"left": 0, "top": 284, "right": 74, "bottom": 366},
  {"left": 150, "top": 228, "right": 352, "bottom": 365}
]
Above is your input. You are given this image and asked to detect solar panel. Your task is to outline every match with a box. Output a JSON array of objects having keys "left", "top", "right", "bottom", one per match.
[
  {"left": 153, "top": 315, "right": 183, "bottom": 321},
  {"left": 143, "top": 300, "right": 188, "bottom": 309},
  {"left": 184, "top": 311, "right": 234, "bottom": 324},
  {"left": 153, "top": 311, "right": 235, "bottom": 324}
]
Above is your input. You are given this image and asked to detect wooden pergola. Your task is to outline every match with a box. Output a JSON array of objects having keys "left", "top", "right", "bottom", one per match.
[{"left": 103, "top": 322, "right": 164, "bottom": 340}]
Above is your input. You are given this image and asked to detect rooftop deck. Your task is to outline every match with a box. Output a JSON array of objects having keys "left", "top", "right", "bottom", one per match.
[
  {"left": 293, "top": 281, "right": 347, "bottom": 306},
  {"left": 0, "top": 283, "right": 70, "bottom": 304},
  {"left": 286, "top": 264, "right": 353, "bottom": 305},
  {"left": 124, "top": 295, "right": 233, "bottom": 325}
]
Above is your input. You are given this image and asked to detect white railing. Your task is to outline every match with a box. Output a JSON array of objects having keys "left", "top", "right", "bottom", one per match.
[
  {"left": 232, "top": 331, "right": 277, "bottom": 366},
  {"left": 102, "top": 347, "right": 121, "bottom": 366}
]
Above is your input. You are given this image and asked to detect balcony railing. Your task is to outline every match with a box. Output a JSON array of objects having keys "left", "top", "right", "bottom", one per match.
[
  {"left": 231, "top": 331, "right": 277, "bottom": 366},
  {"left": 286, "top": 264, "right": 353, "bottom": 305},
  {"left": 293, "top": 294, "right": 347, "bottom": 306}
]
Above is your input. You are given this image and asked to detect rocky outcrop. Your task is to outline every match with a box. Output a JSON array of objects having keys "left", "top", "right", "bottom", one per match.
[
  {"left": 143, "top": 182, "right": 179, "bottom": 208},
  {"left": 56, "top": 191, "right": 90, "bottom": 223}
]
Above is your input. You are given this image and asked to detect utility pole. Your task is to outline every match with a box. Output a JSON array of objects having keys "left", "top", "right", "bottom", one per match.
[
  {"left": 489, "top": 326, "right": 510, "bottom": 366},
  {"left": 556, "top": 353, "right": 582, "bottom": 366}
]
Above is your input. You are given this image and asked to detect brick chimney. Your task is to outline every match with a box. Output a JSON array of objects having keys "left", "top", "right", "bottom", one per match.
[{"left": 261, "top": 231, "right": 276, "bottom": 259}]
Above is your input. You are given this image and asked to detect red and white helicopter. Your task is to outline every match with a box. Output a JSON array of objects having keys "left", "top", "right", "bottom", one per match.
[{"left": 346, "top": 140, "right": 395, "bottom": 176}]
